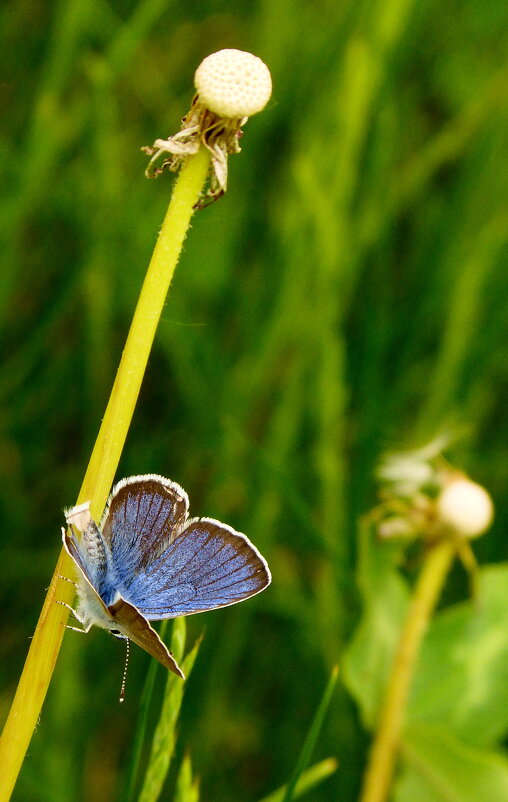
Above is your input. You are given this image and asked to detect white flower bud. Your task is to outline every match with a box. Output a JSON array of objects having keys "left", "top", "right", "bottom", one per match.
[
  {"left": 437, "top": 477, "right": 493, "bottom": 538},
  {"left": 194, "top": 49, "right": 272, "bottom": 118}
]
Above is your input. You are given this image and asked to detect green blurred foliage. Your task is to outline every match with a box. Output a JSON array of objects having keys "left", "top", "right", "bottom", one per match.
[
  {"left": 1, "top": 0, "right": 508, "bottom": 800},
  {"left": 343, "top": 522, "right": 508, "bottom": 800}
]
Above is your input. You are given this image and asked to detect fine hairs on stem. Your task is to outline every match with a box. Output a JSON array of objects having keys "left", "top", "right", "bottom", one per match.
[{"left": 0, "top": 49, "right": 272, "bottom": 802}]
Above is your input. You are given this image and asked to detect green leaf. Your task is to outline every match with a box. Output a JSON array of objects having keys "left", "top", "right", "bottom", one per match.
[
  {"left": 394, "top": 722, "right": 508, "bottom": 802},
  {"left": 408, "top": 564, "right": 508, "bottom": 746},
  {"left": 344, "top": 520, "right": 508, "bottom": 753},
  {"left": 342, "top": 519, "right": 410, "bottom": 728}
]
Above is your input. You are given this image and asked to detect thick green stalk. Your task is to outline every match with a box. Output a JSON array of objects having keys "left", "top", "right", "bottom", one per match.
[{"left": 0, "top": 148, "right": 211, "bottom": 802}]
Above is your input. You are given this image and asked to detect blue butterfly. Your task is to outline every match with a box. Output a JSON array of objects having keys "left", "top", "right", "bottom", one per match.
[{"left": 62, "top": 474, "right": 271, "bottom": 678}]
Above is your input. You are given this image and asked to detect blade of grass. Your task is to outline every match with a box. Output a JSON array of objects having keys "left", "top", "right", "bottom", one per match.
[
  {"left": 280, "top": 666, "right": 339, "bottom": 802},
  {"left": 137, "top": 620, "right": 202, "bottom": 802},
  {"left": 174, "top": 752, "right": 200, "bottom": 802},
  {"left": 257, "top": 758, "right": 339, "bottom": 802},
  {"left": 123, "top": 620, "right": 168, "bottom": 802}
]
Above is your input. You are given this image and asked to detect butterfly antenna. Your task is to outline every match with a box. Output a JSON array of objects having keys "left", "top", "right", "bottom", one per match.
[{"left": 119, "top": 638, "right": 130, "bottom": 703}]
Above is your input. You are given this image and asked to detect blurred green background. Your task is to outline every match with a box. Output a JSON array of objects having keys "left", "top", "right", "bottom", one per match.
[{"left": 1, "top": 0, "right": 508, "bottom": 800}]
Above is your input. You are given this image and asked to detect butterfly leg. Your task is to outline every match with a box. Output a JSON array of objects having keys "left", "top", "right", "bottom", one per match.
[
  {"left": 57, "top": 573, "right": 78, "bottom": 588},
  {"left": 55, "top": 600, "right": 88, "bottom": 633},
  {"left": 55, "top": 573, "right": 84, "bottom": 629},
  {"left": 63, "top": 624, "right": 88, "bottom": 634}
]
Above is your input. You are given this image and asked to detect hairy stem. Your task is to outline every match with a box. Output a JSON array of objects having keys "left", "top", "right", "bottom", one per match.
[{"left": 0, "top": 148, "right": 211, "bottom": 802}]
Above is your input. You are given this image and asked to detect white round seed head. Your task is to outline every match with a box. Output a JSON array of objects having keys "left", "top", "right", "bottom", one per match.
[
  {"left": 194, "top": 49, "right": 272, "bottom": 118},
  {"left": 437, "top": 477, "right": 494, "bottom": 538}
]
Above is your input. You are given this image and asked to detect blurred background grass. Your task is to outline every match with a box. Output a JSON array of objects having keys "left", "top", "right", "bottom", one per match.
[{"left": 1, "top": 0, "right": 508, "bottom": 800}]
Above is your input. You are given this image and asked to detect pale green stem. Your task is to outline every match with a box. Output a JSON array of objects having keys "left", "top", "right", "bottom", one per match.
[
  {"left": 0, "top": 147, "right": 211, "bottom": 802},
  {"left": 359, "top": 539, "right": 456, "bottom": 802}
]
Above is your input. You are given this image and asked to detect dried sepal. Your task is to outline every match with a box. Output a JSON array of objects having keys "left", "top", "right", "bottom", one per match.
[{"left": 142, "top": 49, "right": 271, "bottom": 206}]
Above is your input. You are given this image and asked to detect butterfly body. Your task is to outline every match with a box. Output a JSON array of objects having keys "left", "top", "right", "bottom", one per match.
[{"left": 62, "top": 474, "right": 271, "bottom": 678}]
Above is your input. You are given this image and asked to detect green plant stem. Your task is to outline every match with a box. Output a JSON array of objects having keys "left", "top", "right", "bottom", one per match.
[
  {"left": 0, "top": 147, "right": 211, "bottom": 802},
  {"left": 359, "top": 539, "right": 456, "bottom": 802}
]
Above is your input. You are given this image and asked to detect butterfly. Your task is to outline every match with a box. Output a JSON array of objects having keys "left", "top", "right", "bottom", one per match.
[{"left": 62, "top": 474, "right": 271, "bottom": 679}]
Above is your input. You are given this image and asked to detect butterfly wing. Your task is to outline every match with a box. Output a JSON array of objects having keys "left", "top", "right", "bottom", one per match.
[
  {"left": 107, "top": 597, "right": 185, "bottom": 678},
  {"left": 62, "top": 521, "right": 185, "bottom": 678},
  {"left": 66, "top": 474, "right": 269, "bottom": 668},
  {"left": 101, "top": 474, "right": 189, "bottom": 585},
  {"left": 63, "top": 512, "right": 109, "bottom": 592},
  {"left": 118, "top": 517, "right": 271, "bottom": 620}
]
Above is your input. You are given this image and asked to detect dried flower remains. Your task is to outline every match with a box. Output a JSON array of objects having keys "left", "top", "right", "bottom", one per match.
[{"left": 143, "top": 49, "right": 272, "bottom": 205}]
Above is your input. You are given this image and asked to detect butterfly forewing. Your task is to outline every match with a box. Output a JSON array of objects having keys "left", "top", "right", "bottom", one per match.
[
  {"left": 119, "top": 517, "right": 271, "bottom": 619},
  {"left": 102, "top": 475, "right": 189, "bottom": 582}
]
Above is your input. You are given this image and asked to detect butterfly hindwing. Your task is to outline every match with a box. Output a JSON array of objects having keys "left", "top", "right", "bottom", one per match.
[
  {"left": 117, "top": 516, "right": 271, "bottom": 619},
  {"left": 107, "top": 597, "right": 185, "bottom": 678}
]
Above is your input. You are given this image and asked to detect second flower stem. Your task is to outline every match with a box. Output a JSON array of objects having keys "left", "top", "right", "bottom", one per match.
[{"left": 359, "top": 539, "right": 456, "bottom": 802}]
